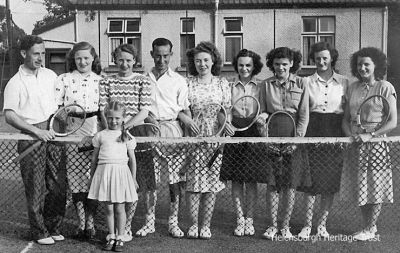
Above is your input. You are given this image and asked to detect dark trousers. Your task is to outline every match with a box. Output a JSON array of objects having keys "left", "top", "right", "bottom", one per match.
[{"left": 18, "top": 122, "right": 67, "bottom": 240}]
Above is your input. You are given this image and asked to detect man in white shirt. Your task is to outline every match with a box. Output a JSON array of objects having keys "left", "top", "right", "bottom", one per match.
[
  {"left": 130, "top": 38, "right": 191, "bottom": 239},
  {"left": 3, "top": 35, "right": 67, "bottom": 245}
]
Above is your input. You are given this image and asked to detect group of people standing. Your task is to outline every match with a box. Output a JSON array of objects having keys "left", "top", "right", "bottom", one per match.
[{"left": 3, "top": 33, "right": 396, "bottom": 251}]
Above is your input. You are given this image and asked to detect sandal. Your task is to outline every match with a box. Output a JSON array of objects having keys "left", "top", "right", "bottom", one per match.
[
  {"left": 168, "top": 219, "right": 184, "bottom": 238},
  {"left": 102, "top": 238, "right": 115, "bottom": 251},
  {"left": 234, "top": 217, "right": 245, "bottom": 236},
  {"left": 187, "top": 225, "right": 198, "bottom": 239},
  {"left": 114, "top": 239, "right": 124, "bottom": 252},
  {"left": 199, "top": 226, "right": 212, "bottom": 239}
]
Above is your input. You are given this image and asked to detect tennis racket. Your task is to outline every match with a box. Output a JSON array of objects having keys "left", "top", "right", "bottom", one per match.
[
  {"left": 193, "top": 103, "right": 227, "bottom": 137},
  {"left": 264, "top": 111, "right": 297, "bottom": 158},
  {"left": 206, "top": 95, "right": 260, "bottom": 168},
  {"left": 356, "top": 95, "right": 390, "bottom": 133},
  {"left": 230, "top": 95, "right": 261, "bottom": 132},
  {"left": 14, "top": 104, "right": 87, "bottom": 163}
]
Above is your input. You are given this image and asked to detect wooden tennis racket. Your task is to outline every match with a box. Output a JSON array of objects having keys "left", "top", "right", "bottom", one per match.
[
  {"left": 264, "top": 111, "right": 297, "bottom": 158},
  {"left": 356, "top": 94, "right": 390, "bottom": 133},
  {"left": 14, "top": 104, "right": 87, "bottom": 163},
  {"left": 207, "top": 95, "right": 260, "bottom": 168},
  {"left": 193, "top": 103, "right": 227, "bottom": 137}
]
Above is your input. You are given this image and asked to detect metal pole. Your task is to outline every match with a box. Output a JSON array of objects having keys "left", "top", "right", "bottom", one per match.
[{"left": 6, "top": 0, "right": 14, "bottom": 75}]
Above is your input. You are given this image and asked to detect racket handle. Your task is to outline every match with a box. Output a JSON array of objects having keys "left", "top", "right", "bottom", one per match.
[
  {"left": 207, "top": 147, "right": 222, "bottom": 168},
  {"left": 13, "top": 141, "right": 42, "bottom": 163},
  {"left": 356, "top": 115, "right": 361, "bottom": 126},
  {"left": 78, "top": 145, "right": 94, "bottom": 153}
]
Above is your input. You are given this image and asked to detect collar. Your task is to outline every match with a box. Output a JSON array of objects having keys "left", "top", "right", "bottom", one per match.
[
  {"left": 19, "top": 65, "right": 42, "bottom": 77},
  {"left": 150, "top": 67, "right": 173, "bottom": 79},
  {"left": 271, "top": 74, "right": 296, "bottom": 87},
  {"left": 72, "top": 69, "right": 93, "bottom": 79},
  {"left": 312, "top": 71, "right": 340, "bottom": 84},
  {"left": 233, "top": 76, "right": 259, "bottom": 87}
]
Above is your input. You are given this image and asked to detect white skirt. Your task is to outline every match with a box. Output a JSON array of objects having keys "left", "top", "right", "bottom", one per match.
[{"left": 88, "top": 163, "right": 138, "bottom": 203}]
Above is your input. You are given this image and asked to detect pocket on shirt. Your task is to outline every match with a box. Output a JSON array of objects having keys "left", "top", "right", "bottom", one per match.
[{"left": 290, "top": 88, "right": 303, "bottom": 101}]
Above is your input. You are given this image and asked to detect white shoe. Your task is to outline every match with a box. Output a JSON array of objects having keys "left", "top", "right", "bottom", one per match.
[
  {"left": 353, "top": 229, "right": 375, "bottom": 241},
  {"left": 281, "top": 227, "right": 293, "bottom": 239},
  {"left": 370, "top": 225, "right": 377, "bottom": 234},
  {"left": 244, "top": 217, "right": 255, "bottom": 236},
  {"left": 317, "top": 225, "right": 329, "bottom": 238},
  {"left": 136, "top": 221, "right": 155, "bottom": 237},
  {"left": 168, "top": 217, "right": 184, "bottom": 238},
  {"left": 297, "top": 226, "right": 311, "bottom": 240},
  {"left": 234, "top": 217, "right": 245, "bottom": 236},
  {"left": 51, "top": 234, "right": 65, "bottom": 241},
  {"left": 262, "top": 226, "right": 277, "bottom": 240},
  {"left": 122, "top": 230, "right": 133, "bottom": 242},
  {"left": 37, "top": 236, "right": 55, "bottom": 245}
]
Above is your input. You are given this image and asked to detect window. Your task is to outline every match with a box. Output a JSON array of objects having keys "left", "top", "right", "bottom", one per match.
[
  {"left": 107, "top": 18, "right": 142, "bottom": 65},
  {"left": 180, "top": 18, "right": 195, "bottom": 67},
  {"left": 224, "top": 18, "right": 243, "bottom": 64},
  {"left": 46, "top": 49, "right": 69, "bottom": 75},
  {"left": 302, "top": 16, "right": 335, "bottom": 66}
]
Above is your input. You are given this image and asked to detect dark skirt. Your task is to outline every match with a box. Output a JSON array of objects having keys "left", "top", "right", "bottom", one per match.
[
  {"left": 135, "top": 150, "right": 157, "bottom": 192},
  {"left": 220, "top": 124, "right": 270, "bottom": 183},
  {"left": 298, "top": 112, "right": 344, "bottom": 195}
]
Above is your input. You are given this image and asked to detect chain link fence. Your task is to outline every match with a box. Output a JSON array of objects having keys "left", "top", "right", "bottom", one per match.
[{"left": 0, "top": 134, "right": 399, "bottom": 240}]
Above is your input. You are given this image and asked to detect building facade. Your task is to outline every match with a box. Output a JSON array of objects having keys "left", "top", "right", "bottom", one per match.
[{"left": 37, "top": 0, "right": 396, "bottom": 79}]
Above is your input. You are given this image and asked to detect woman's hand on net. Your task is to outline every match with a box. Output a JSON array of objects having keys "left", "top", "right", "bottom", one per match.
[
  {"left": 353, "top": 133, "right": 373, "bottom": 143},
  {"left": 185, "top": 119, "right": 200, "bottom": 136}
]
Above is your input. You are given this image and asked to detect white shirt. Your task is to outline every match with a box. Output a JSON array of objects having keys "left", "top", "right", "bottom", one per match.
[
  {"left": 307, "top": 72, "right": 349, "bottom": 114},
  {"left": 55, "top": 70, "right": 102, "bottom": 112},
  {"left": 3, "top": 65, "right": 58, "bottom": 124},
  {"left": 147, "top": 68, "right": 189, "bottom": 120}
]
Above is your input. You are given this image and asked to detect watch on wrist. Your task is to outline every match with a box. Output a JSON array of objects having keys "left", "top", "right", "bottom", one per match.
[{"left": 371, "top": 132, "right": 376, "bottom": 137}]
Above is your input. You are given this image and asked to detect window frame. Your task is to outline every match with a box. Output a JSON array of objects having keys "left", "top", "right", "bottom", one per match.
[
  {"left": 125, "top": 19, "right": 141, "bottom": 33},
  {"left": 224, "top": 35, "right": 243, "bottom": 65},
  {"left": 301, "top": 16, "right": 336, "bottom": 67},
  {"left": 107, "top": 19, "right": 124, "bottom": 34},
  {"left": 223, "top": 17, "right": 243, "bottom": 65},
  {"left": 181, "top": 18, "right": 195, "bottom": 35},
  {"left": 224, "top": 17, "right": 243, "bottom": 33}
]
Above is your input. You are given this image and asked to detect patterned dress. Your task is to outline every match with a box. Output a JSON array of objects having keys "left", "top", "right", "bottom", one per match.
[
  {"left": 186, "top": 76, "right": 231, "bottom": 193},
  {"left": 340, "top": 80, "right": 395, "bottom": 206},
  {"left": 55, "top": 70, "right": 102, "bottom": 193}
]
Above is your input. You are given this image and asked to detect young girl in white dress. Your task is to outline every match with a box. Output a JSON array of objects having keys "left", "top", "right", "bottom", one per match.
[{"left": 88, "top": 101, "right": 138, "bottom": 251}]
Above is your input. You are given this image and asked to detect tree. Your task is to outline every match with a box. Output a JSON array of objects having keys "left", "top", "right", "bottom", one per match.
[{"left": 23, "top": 0, "right": 73, "bottom": 33}]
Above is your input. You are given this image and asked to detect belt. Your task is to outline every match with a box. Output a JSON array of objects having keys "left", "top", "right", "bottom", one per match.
[
  {"left": 70, "top": 111, "right": 99, "bottom": 119},
  {"left": 156, "top": 118, "right": 177, "bottom": 122}
]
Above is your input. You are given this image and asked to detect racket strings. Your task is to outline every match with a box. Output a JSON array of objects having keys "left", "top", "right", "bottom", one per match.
[
  {"left": 360, "top": 98, "right": 386, "bottom": 124},
  {"left": 231, "top": 96, "right": 260, "bottom": 131}
]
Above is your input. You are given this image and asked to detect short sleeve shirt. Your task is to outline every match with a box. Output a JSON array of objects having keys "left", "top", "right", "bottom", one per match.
[
  {"left": 346, "top": 80, "right": 396, "bottom": 133},
  {"left": 92, "top": 129, "right": 136, "bottom": 165},
  {"left": 230, "top": 76, "right": 262, "bottom": 119},
  {"left": 147, "top": 68, "right": 189, "bottom": 120},
  {"left": 3, "top": 65, "right": 58, "bottom": 124},
  {"left": 307, "top": 72, "right": 349, "bottom": 114},
  {"left": 55, "top": 70, "right": 102, "bottom": 112}
]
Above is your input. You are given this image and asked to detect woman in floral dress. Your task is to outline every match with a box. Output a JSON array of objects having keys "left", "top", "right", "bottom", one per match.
[{"left": 185, "top": 41, "right": 232, "bottom": 239}]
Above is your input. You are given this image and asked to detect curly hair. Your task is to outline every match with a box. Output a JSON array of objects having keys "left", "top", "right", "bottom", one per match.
[
  {"left": 68, "top": 41, "right": 102, "bottom": 75},
  {"left": 350, "top": 47, "right": 387, "bottom": 81},
  {"left": 112, "top": 43, "right": 138, "bottom": 66},
  {"left": 232, "top": 49, "right": 263, "bottom": 76},
  {"left": 309, "top": 41, "right": 339, "bottom": 69},
  {"left": 186, "top": 41, "right": 222, "bottom": 76},
  {"left": 266, "top": 47, "right": 302, "bottom": 74}
]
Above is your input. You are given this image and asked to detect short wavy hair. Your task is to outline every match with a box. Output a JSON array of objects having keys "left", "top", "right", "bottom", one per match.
[
  {"left": 112, "top": 43, "right": 138, "bottom": 66},
  {"left": 232, "top": 49, "right": 263, "bottom": 76},
  {"left": 19, "top": 35, "right": 43, "bottom": 51},
  {"left": 309, "top": 41, "right": 339, "bottom": 68},
  {"left": 186, "top": 41, "right": 222, "bottom": 76},
  {"left": 68, "top": 41, "right": 102, "bottom": 75},
  {"left": 266, "top": 47, "right": 302, "bottom": 74},
  {"left": 350, "top": 47, "right": 387, "bottom": 81}
]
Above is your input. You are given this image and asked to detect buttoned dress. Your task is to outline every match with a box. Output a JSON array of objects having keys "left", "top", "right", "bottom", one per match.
[
  {"left": 340, "top": 80, "right": 395, "bottom": 206},
  {"left": 186, "top": 76, "right": 230, "bottom": 193}
]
